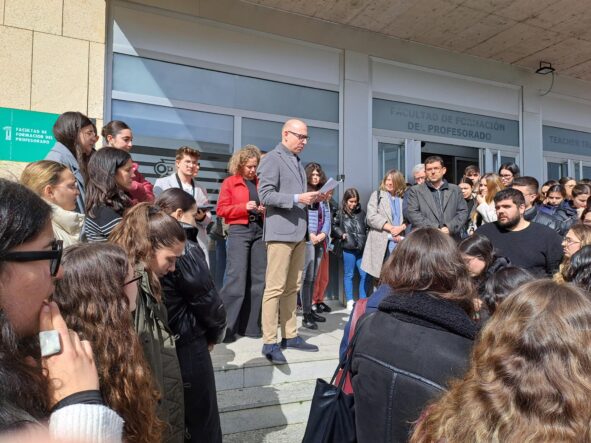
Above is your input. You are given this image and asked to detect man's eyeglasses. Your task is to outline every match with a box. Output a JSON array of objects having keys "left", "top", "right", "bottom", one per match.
[
  {"left": 287, "top": 131, "right": 310, "bottom": 142},
  {"left": 1, "top": 240, "right": 63, "bottom": 277},
  {"left": 123, "top": 272, "right": 142, "bottom": 287}
]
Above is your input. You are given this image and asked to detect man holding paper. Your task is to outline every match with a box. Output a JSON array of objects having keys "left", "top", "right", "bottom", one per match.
[{"left": 257, "top": 119, "right": 324, "bottom": 364}]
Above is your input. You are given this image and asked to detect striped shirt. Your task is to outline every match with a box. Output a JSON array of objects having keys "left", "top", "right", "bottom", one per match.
[{"left": 83, "top": 205, "right": 122, "bottom": 242}]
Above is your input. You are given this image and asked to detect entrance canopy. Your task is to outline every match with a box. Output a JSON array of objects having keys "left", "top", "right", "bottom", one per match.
[{"left": 243, "top": 0, "right": 591, "bottom": 82}]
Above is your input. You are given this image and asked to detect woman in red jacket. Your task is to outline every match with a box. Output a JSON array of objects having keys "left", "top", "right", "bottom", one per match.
[{"left": 216, "top": 145, "right": 266, "bottom": 342}]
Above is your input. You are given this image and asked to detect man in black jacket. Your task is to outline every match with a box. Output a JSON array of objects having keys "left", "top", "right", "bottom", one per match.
[
  {"left": 512, "top": 176, "right": 568, "bottom": 236},
  {"left": 405, "top": 156, "right": 468, "bottom": 239}
]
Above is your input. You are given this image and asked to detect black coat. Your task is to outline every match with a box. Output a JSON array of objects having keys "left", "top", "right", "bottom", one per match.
[
  {"left": 333, "top": 206, "right": 367, "bottom": 251},
  {"left": 161, "top": 224, "right": 227, "bottom": 347},
  {"left": 524, "top": 205, "right": 569, "bottom": 236},
  {"left": 351, "top": 291, "right": 476, "bottom": 443}
]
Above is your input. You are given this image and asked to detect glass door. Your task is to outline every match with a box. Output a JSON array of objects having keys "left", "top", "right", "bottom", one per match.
[{"left": 373, "top": 136, "right": 406, "bottom": 185}]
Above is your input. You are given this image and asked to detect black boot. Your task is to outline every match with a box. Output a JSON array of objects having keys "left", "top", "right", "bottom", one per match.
[
  {"left": 311, "top": 311, "right": 326, "bottom": 322},
  {"left": 302, "top": 313, "right": 318, "bottom": 330}
]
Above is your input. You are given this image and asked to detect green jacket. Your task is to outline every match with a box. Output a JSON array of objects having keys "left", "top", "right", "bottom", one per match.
[{"left": 135, "top": 267, "right": 185, "bottom": 443}]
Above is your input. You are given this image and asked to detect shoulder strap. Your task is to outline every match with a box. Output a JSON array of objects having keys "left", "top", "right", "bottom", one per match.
[
  {"left": 347, "top": 298, "right": 368, "bottom": 343},
  {"left": 332, "top": 311, "right": 375, "bottom": 386}
]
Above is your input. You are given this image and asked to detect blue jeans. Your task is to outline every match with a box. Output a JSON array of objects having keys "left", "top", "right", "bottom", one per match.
[{"left": 343, "top": 248, "right": 367, "bottom": 301}]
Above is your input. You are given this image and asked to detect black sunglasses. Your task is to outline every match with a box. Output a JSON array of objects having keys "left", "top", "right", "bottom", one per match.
[{"left": 1, "top": 240, "right": 63, "bottom": 277}]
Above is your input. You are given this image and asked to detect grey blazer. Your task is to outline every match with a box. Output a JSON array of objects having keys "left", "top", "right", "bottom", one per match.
[
  {"left": 404, "top": 182, "right": 468, "bottom": 236},
  {"left": 257, "top": 143, "right": 307, "bottom": 243},
  {"left": 45, "top": 142, "right": 85, "bottom": 214}
]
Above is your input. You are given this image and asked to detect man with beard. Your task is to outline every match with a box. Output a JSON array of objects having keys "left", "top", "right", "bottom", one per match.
[{"left": 476, "top": 188, "right": 563, "bottom": 277}]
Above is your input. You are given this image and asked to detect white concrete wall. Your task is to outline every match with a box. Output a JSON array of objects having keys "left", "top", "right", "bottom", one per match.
[{"left": 112, "top": 3, "right": 341, "bottom": 88}]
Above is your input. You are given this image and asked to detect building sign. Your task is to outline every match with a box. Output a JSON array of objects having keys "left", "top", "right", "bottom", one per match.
[
  {"left": 373, "top": 99, "right": 520, "bottom": 147},
  {"left": 0, "top": 107, "right": 58, "bottom": 161},
  {"left": 543, "top": 125, "right": 591, "bottom": 156}
]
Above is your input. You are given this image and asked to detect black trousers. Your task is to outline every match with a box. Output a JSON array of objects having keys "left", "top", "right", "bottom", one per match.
[
  {"left": 176, "top": 336, "right": 222, "bottom": 443},
  {"left": 221, "top": 222, "right": 267, "bottom": 337}
]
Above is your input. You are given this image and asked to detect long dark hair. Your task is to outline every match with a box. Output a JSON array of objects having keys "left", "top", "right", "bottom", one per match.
[
  {"left": 52, "top": 111, "right": 94, "bottom": 180},
  {"left": 482, "top": 266, "right": 533, "bottom": 314},
  {"left": 564, "top": 245, "right": 591, "bottom": 291},
  {"left": 53, "top": 243, "right": 164, "bottom": 442},
  {"left": 341, "top": 188, "right": 361, "bottom": 216},
  {"left": 380, "top": 227, "right": 475, "bottom": 315},
  {"left": 0, "top": 179, "right": 51, "bottom": 422},
  {"left": 85, "top": 147, "right": 132, "bottom": 217},
  {"left": 109, "top": 203, "right": 186, "bottom": 300}
]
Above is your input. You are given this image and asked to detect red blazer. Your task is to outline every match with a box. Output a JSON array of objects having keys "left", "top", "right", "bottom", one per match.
[{"left": 216, "top": 175, "right": 262, "bottom": 224}]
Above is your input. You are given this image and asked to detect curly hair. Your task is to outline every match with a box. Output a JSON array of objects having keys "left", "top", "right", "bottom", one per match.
[
  {"left": 410, "top": 280, "right": 591, "bottom": 443},
  {"left": 53, "top": 243, "right": 164, "bottom": 443},
  {"left": 109, "top": 203, "right": 186, "bottom": 301},
  {"left": 227, "top": 145, "right": 261, "bottom": 175},
  {"left": 554, "top": 223, "right": 591, "bottom": 284}
]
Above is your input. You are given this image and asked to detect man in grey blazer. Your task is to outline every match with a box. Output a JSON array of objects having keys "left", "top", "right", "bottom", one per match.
[
  {"left": 257, "top": 119, "right": 322, "bottom": 364},
  {"left": 404, "top": 155, "right": 468, "bottom": 238}
]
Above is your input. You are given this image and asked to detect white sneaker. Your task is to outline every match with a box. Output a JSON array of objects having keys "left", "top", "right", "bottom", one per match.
[{"left": 346, "top": 300, "right": 355, "bottom": 313}]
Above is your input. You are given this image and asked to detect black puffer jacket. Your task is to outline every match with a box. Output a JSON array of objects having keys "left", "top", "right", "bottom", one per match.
[
  {"left": 524, "top": 205, "right": 569, "bottom": 236},
  {"left": 351, "top": 291, "right": 476, "bottom": 443},
  {"left": 161, "top": 224, "right": 227, "bottom": 347},
  {"left": 333, "top": 206, "right": 367, "bottom": 251}
]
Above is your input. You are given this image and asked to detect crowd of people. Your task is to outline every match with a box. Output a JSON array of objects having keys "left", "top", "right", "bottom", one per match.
[{"left": 2, "top": 109, "right": 591, "bottom": 442}]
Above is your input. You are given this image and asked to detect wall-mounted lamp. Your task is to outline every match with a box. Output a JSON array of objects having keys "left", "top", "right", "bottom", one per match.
[{"left": 535, "top": 61, "right": 555, "bottom": 75}]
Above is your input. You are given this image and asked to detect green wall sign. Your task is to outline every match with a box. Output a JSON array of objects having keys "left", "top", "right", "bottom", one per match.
[{"left": 0, "top": 107, "right": 58, "bottom": 162}]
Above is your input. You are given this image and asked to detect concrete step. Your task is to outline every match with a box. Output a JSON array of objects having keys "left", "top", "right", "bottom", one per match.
[
  {"left": 218, "top": 379, "right": 316, "bottom": 435},
  {"left": 223, "top": 423, "right": 306, "bottom": 443},
  {"left": 212, "top": 303, "right": 348, "bottom": 391},
  {"left": 212, "top": 300, "right": 348, "bottom": 437}
]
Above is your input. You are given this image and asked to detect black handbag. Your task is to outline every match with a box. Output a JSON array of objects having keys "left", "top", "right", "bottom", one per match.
[{"left": 301, "top": 314, "right": 372, "bottom": 443}]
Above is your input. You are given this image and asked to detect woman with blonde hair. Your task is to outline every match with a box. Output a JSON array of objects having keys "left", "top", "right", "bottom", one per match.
[
  {"left": 554, "top": 223, "right": 591, "bottom": 283},
  {"left": 410, "top": 280, "right": 591, "bottom": 443},
  {"left": 475, "top": 172, "right": 504, "bottom": 224},
  {"left": 360, "top": 168, "right": 407, "bottom": 281},
  {"left": 20, "top": 160, "right": 84, "bottom": 247},
  {"left": 216, "top": 145, "right": 266, "bottom": 342},
  {"left": 53, "top": 243, "right": 164, "bottom": 443}
]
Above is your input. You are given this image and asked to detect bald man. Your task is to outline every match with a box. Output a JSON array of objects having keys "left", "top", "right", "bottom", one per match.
[{"left": 257, "top": 119, "right": 321, "bottom": 364}]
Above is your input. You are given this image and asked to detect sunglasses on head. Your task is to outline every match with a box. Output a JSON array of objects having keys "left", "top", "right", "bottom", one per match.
[{"left": 1, "top": 240, "right": 63, "bottom": 277}]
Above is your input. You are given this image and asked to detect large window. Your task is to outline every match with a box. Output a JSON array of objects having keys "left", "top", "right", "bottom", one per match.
[
  {"left": 111, "top": 54, "right": 340, "bottom": 205},
  {"left": 241, "top": 118, "right": 339, "bottom": 182},
  {"left": 111, "top": 100, "right": 233, "bottom": 200},
  {"left": 113, "top": 54, "right": 339, "bottom": 123}
]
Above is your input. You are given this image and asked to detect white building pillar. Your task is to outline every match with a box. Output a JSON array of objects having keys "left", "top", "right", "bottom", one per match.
[
  {"left": 343, "top": 50, "right": 373, "bottom": 201},
  {"left": 521, "top": 87, "right": 544, "bottom": 180}
]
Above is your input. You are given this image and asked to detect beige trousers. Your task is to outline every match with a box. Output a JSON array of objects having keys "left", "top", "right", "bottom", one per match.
[{"left": 262, "top": 240, "right": 306, "bottom": 344}]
